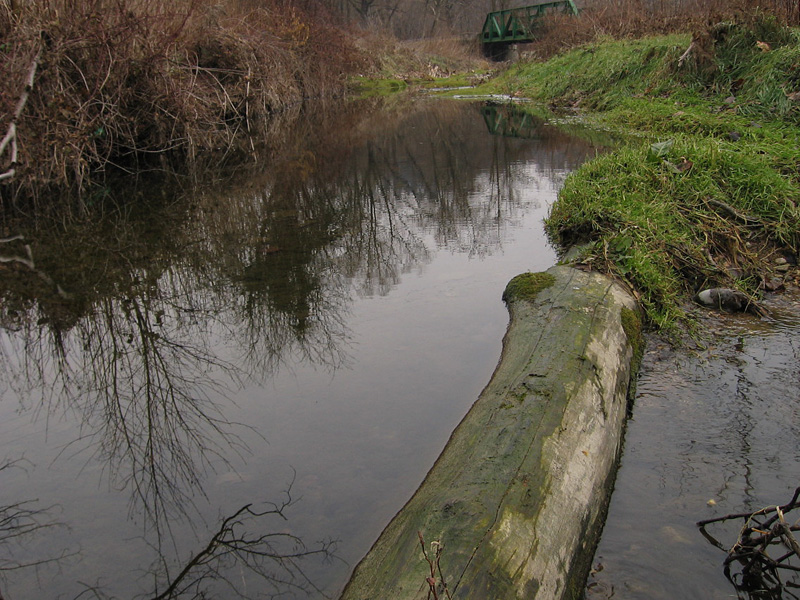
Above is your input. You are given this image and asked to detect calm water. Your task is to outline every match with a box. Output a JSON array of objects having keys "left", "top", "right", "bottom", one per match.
[
  {"left": 589, "top": 293, "right": 800, "bottom": 599},
  {"left": 0, "top": 99, "right": 607, "bottom": 599}
]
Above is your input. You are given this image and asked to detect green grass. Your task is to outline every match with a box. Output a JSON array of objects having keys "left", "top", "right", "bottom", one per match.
[
  {"left": 486, "top": 35, "right": 691, "bottom": 109},
  {"left": 477, "top": 21, "right": 800, "bottom": 329}
]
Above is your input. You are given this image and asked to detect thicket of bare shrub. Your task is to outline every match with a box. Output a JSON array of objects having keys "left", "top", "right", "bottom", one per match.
[
  {"left": 355, "top": 32, "right": 486, "bottom": 78},
  {"left": 528, "top": 0, "right": 800, "bottom": 59},
  {"left": 0, "top": 0, "right": 366, "bottom": 203}
]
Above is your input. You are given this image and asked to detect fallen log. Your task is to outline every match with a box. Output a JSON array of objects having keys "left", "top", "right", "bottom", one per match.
[{"left": 340, "top": 265, "right": 641, "bottom": 600}]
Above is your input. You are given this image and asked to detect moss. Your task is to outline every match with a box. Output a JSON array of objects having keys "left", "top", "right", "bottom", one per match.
[
  {"left": 502, "top": 272, "right": 556, "bottom": 304},
  {"left": 620, "top": 307, "right": 644, "bottom": 399}
]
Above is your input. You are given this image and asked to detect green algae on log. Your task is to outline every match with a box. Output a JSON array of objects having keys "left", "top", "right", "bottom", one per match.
[
  {"left": 502, "top": 271, "right": 556, "bottom": 304},
  {"left": 340, "top": 265, "right": 640, "bottom": 600}
]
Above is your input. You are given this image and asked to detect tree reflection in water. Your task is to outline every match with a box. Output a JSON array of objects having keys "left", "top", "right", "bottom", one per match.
[{"left": 0, "top": 99, "right": 608, "bottom": 598}]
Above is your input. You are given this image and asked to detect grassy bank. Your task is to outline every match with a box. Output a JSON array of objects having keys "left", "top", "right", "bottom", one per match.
[
  {"left": 480, "top": 16, "right": 800, "bottom": 329},
  {"left": 0, "top": 0, "right": 365, "bottom": 203}
]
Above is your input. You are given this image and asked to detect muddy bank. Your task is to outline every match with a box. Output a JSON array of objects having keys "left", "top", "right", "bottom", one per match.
[{"left": 340, "top": 265, "right": 640, "bottom": 600}]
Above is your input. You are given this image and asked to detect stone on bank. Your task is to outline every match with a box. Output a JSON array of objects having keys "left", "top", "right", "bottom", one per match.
[{"left": 340, "top": 265, "right": 640, "bottom": 600}]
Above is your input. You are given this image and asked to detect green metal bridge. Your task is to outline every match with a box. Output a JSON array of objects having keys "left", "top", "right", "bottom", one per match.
[{"left": 481, "top": 0, "right": 578, "bottom": 56}]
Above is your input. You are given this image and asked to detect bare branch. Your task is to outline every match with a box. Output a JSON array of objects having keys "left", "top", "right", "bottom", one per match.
[
  {"left": 699, "top": 487, "right": 800, "bottom": 596},
  {"left": 0, "top": 458, "right": 76, "bottom": 576},
  {"left": 147, "top": 488, "right": 338, "bottom": 600},
  {"left": 0, "top": 44, "right": 41, "bottom": 181}
]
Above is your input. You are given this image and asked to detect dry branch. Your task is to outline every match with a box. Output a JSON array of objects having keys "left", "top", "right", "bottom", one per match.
[
  {"left": 146, "top": 481, "right": 337, "bottom": 600},
  {"left": 418, "top": 531, "right": 453, "bottom": 600},
  {"left": 677, "top": 40, "right": 696, "bottom": 67},
  {"left": 0, "top": 44, "right": 41, "bottom": 182},
  {"left": 698, "top": 487, "right": 800, "bottom": 595},
  {"left": 0, "top": 458, "right": 76, "bottom": 576}
]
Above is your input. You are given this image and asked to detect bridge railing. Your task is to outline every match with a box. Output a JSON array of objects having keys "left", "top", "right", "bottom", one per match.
[{"left": 481, "top": 0, "right": 578, "bottom": 45}]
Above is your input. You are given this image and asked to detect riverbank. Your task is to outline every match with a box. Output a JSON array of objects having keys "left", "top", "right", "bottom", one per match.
[
  {"left": 0, "top": 2, "right": 490, "bottom": 206},
  {"left": 0, "top": 1, "right": 372, "bottom": 204},
  {"left": 476, "top": 15, "right": 800, "bottom": 329}
]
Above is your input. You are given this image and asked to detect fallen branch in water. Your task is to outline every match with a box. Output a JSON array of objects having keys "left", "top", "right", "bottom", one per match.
[
  {"left": 698, "top": 486, "right": 800, "bottom": 595},
  {"left": 146, "top": 483, "right": 338, "bottom": 600},
  {"left": 698, "top": 487, "right": 800, "bottom": 528},
  {"left": 0, "top": 458, "right": 76, "bottom": 578}
]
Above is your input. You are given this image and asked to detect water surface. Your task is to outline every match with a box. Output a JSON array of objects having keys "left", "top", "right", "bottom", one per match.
[
  {"left": 589, "top": 293, "right": 800, "bottom": 599},
  {"left": 0, "top": 99, "right": 607, "bottom": 599}
]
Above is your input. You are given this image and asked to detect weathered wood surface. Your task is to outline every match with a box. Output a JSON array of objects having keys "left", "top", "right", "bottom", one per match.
[{"left": 339, "top": 265, "right": 640, "bottom": 600}]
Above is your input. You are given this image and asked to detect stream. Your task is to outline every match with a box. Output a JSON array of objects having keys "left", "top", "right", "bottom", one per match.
[
  {"left": 4, "top": 94, "right": 796, "bottom": 600},
  {"left": 0, "top": 99, "right": 608, "bottom": 599}
]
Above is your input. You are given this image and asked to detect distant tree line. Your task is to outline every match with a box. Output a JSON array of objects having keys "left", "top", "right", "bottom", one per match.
[{"left": 313, "top": 0, "right": 799, "bottom": 37}]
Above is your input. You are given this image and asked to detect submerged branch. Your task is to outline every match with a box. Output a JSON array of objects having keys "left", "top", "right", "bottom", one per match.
[
  {"left": 698, "top": 487, "right": 800, "bottom": 527},
  {"left": 0, "top": 458, "right": 76, "bottom": 575},
  {"left": 699, "top": 487, "right": 800, "bottom": 596}
]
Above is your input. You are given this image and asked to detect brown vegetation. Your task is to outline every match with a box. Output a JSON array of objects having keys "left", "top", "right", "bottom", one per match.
[
  {"left": 0, "top": 0, "right": 366, "bottom": 202},
  {"left": 328, "top": 0, "right": 492, "bottom": 38},
  {"left": 527, "top": 0, "right": 800, "bottom": 59},
  {"left": 356, "top": 32, "right": 486, "bottom": 78}
]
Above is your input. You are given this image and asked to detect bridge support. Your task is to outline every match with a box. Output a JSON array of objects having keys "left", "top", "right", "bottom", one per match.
[{"left": 482, "top": 41, "right": 512, "bottom": 61}]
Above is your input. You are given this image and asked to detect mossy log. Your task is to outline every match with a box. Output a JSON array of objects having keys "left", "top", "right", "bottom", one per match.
[{"left": 340, "top": 265, "right": 641, "bottom": 600}]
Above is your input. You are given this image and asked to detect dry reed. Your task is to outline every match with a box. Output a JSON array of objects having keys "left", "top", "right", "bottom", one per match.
[
  {"left": 0, "top": 0, "right": 365, "bottom": 203},
  {"left": 528, "top": 0, "right": 799, "bottom": 59}
]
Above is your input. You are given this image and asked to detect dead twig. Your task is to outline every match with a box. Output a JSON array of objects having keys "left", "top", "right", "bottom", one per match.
[
  {"left": 699, "top": 487, "right": 800, "bottom": 595},
  {"left": 698, "top": 487, "right": 800, "bottom": 527},
  {"left": 704, "top": 198, "right": 764, "bottom": 228},
  {"left": 0, "top": 458, "right": 77, "bottom": 577},
  {"left": 148, "top": 482, "right": 337, "bottom": 600},
  {"left": 677, "top": 40, "right": 696, "bottom": 67},
  {"left": 418, "top": 531, "right": 453, "bottom": 600},
  {"left": 1, "top": 43, "right": 42, "bottom": 182}
]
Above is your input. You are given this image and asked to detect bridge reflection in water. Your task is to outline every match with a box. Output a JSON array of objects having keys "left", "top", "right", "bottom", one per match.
[{"left": 482, "top": 102, "right": 544, "bottom": 140}]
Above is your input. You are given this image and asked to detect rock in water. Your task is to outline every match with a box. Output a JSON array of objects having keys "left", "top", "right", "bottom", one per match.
[{"left": 696, "top": 288, "right": 764, "bottom": 315}]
